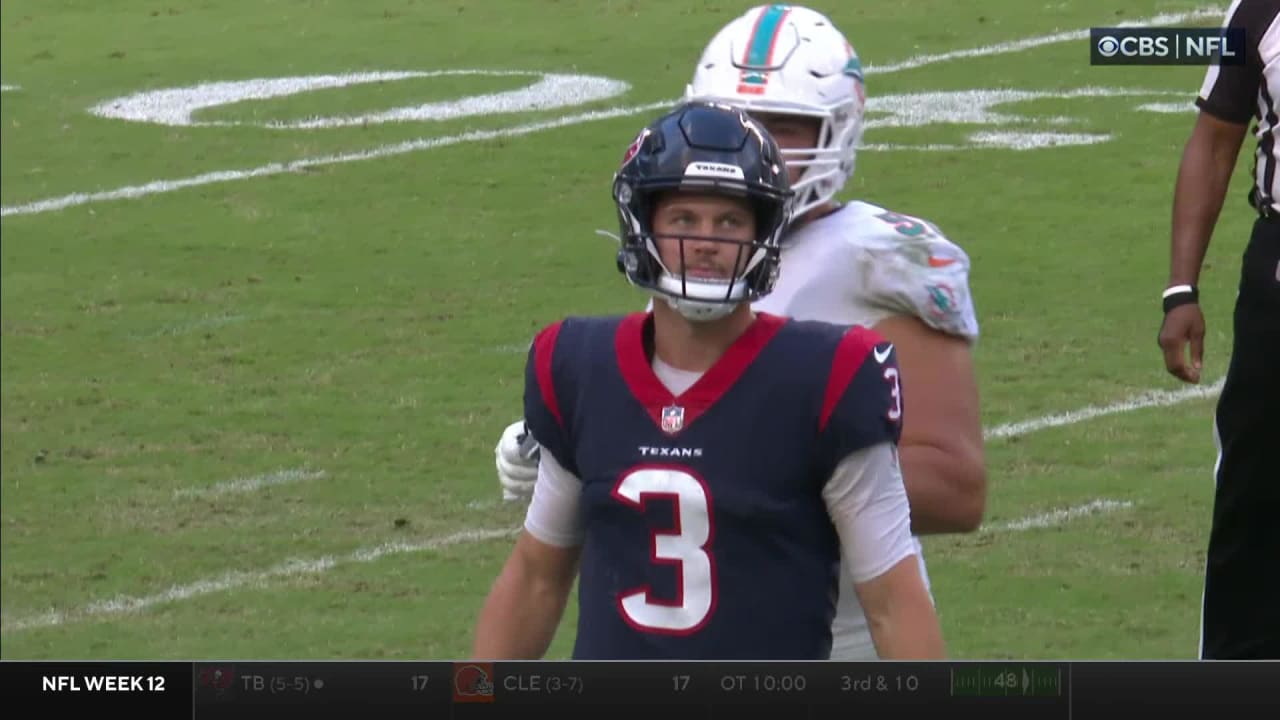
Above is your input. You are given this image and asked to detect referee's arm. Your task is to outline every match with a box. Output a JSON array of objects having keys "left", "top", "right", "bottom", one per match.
[
  {"left": 1159, "top": 0, "right": 1262, "bottom": 384},
  {"left": 1161, "top": 114, "right": 1249, "bottom": 383}
]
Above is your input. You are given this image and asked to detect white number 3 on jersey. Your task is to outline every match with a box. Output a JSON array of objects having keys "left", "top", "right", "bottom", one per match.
[
  {"left": 874, "top": 342, "right": 903, "bottom": 423},
  {"left": 884, "top": 366, "right": 903, "bottom": 422},
  {"left": 613, "top": 468, "right": 716, "bottom": 634}
]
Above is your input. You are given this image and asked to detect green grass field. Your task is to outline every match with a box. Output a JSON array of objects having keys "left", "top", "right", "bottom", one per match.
[{"left": 0, "top": 0, "right": 1248, "bottom": 660}]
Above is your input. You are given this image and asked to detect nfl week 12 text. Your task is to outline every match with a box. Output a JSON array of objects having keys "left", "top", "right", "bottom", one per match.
[{"left": 41, "top": 673, "right": 167, "bottom": 693}]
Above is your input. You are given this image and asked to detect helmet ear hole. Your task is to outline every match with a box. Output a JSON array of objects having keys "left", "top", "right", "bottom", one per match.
[{"left": 617, "top": 248, "right": 641, "bottom": 276}]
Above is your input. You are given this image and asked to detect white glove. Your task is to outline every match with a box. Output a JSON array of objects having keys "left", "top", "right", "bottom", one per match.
[{"left": 495, "top": 419, "right": 540, "bottom": 501}]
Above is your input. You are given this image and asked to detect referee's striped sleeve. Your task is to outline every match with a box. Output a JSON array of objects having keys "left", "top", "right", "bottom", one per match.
[{"left": 1195, "top": 0, "right": 1275, "bottom": 124}]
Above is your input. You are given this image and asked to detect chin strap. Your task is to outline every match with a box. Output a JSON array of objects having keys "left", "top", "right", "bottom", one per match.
[
  {"left": 608, "top": 227, "right": 745, "bottom": 322},
  {"left": 662, "top": 294, "right": 740, "bottom": 322}
]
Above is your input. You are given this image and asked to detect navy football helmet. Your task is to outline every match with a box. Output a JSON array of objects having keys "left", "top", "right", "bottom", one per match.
[{"left": 612, "top": 101, "right": 794, "bottom": 321}]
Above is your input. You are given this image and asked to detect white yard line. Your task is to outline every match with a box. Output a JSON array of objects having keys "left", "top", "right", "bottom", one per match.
[
  {"left": 983, "top": 499, "right": 1135, "bottom": 533},
  {"left": 0, "top": 100, "right": 673, "bottom": 218},
  {"left": 984, "top": 378, "right": 1224, "bottom": 441},
  {"left": 864, "top": 7, "right": 1224, "bottom": 74},
  {"left": 173, "top": 468, "right": 327, "bottom": 500},
  {"left": 0, "top": 528, "right": 518, "bottom": 633},
  {"left": 0, "top": 6, "right": 1225, "bottom": 219},
  {"left": 1138, "top": 101, "right": 1198, "bottom": 114}
]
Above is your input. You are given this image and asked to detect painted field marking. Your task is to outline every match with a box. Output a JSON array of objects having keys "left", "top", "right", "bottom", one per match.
[
  {"left": 1138, "top": 101, "right": 1198, "bottom": 113},
  {"left": 0, "top": 8, "right": 1232, "bottom": 632},
  {"left": 983, "top": 499, "right": 1135, "bottom": 533},
  {"left": 88, "top": 70, "right": 629, "bottom": 129},
  {"left": 173, "top": 468, "right": 326, "bottom": 500},
  {"left": 860, "top": 133, "right": 1112, "bottom": 152},
  {"left": 1, "top": 84, "right": 20, "bottom": 92},
  {"left": 984, "top": 378, "right": 1224, "bottom": 441},
  {"left": 861, "top": 86, "right": 1186, "bottom": 151},
  {"left": 0, "top": 100, "right": 672, "bottom": 219},
  {"left": 864, "top": 7, "right": 1225, "bottom": 74},
  {"left": 1, "top": 374, "right": 1223, "bottom": 633},
  {"left": 0, "top": 528, "right": 518, "bottom": 633},
  {"left": 863, "top": 87, "right": 1184, "bottom": 130},
  {"left": 0, "top": 6, "right": 1225, "bottom": 219}
]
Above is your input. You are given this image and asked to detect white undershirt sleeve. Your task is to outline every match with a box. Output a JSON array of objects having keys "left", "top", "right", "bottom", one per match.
[
  {"left": 822, "top": 442, "right": 917, "bottom": 584},
  {"left": 522, "top": 446, "right": 586, "bottom": 547}
]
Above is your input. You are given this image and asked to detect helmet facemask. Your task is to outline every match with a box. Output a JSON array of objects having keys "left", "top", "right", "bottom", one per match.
[
  {"left": 764, "top": 100, "right": 864, "bottom": 219},
  {"left": 612, "top": 102, "right": 793, "bottom": 322},
  {"left": 617, "top": 182, "right": 784, "bottom": 322}
]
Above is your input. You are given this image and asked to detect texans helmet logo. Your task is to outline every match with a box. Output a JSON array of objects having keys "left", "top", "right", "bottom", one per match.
[{"left": 621, "top": 128, "right": 649, "bottom": 167}]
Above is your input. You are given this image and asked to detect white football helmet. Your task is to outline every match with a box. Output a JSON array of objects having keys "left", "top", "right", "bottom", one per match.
[{"left": 685, "top": 5, "right": 866, "bottom": 220}]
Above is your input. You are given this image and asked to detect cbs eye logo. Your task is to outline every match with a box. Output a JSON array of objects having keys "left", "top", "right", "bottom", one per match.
[{"left": 1093, "top": 34, "right": 1171, "bottom": 58}]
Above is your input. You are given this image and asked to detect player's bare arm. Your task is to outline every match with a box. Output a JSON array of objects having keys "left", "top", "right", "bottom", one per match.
[
  {"left": 822, "top": 438, "right": 947, "bottom": 659},
  {"left": 873, "top": 313, "right": 986, "bottom": 533},
  {"left": 476, "top": 441, "right": 584, "bottom": 658},
  {"left": 853, "top": 555, "right": 946, "bottom": 659},
  {"left": 471, "top": 529, "right": 580, "bottom": 659},
  {"left": 1159, "top": 111, "right": 1249, "bottom": 384}
]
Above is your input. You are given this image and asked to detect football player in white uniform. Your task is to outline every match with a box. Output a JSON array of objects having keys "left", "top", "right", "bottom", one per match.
[{"left": 494, "top": 4, "right": 986, "bottom": 661}]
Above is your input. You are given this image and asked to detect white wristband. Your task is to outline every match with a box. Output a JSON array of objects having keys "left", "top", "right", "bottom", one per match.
[{"left": 1162, "top": 284, "right": 1195, "bottom": 299}]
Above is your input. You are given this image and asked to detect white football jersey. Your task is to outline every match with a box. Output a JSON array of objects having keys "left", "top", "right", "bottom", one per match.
[
  {"left": 639, "top": 200, "right": 978, "bottom": 659},
  {"left": 756, "top": 201, "right": 979, "bottom": 660},
  {"left": 756, "top": 201, "right": 979, "bottom": 342}
]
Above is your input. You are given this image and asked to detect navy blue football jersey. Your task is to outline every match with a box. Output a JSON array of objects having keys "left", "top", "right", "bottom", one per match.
[{"left": 523, "top": 311, "right": 902, "bottom": 659}]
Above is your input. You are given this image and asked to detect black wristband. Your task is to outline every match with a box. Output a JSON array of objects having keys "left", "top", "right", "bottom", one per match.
[{"left": 1162, "top": 285, "right": 1199, "bottom": 313}]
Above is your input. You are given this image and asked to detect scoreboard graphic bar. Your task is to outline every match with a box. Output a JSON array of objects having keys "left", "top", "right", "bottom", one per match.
[{"left": 3, "top": 659, "right": 1275, "bottom": 719}]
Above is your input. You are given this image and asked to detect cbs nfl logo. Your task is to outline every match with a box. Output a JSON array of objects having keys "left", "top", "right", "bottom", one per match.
[{"left": 1091, "top": 27, "right": 1245, "bottom": 66}]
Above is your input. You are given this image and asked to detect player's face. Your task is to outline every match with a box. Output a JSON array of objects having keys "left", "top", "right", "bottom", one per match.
[
  {"left": 651, "top": 193, "right": 757, "bottom": 281},
  {"left": 752, "top": 113, "right": 821, "bottom": 186}
]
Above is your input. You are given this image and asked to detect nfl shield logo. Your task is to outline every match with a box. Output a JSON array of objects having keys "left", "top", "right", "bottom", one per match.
[{"left": 661, "top": 405, "right": 685, "bottom": 434}]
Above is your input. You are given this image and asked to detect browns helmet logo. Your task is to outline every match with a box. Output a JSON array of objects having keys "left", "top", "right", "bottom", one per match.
[
  {"left": 453, "top": 663, "right": 496, "bottom": 703},
  {"left": 621, "top": 128, "right": 649, "bottom": 168}
]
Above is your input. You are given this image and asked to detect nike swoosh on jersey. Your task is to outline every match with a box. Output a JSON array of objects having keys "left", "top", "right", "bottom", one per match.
[
  {"left": 873, "top": 345, "right": 893, "bottom": 364},
  {"left": 927, "top": 255, "right": 958, "bottom": 268}
]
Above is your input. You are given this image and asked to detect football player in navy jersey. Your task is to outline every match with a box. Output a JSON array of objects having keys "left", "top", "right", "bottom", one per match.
[
  {"left": 496, "top": 6, "right": 985, "bottom": 661},
  {"left": 472, "top": 101, "right": 945, "bottom": 660}
]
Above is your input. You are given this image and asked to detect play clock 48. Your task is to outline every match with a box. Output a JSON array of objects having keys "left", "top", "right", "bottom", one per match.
[{"left": 951, "top": 664, "right": 1063, "bottom": 697}]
